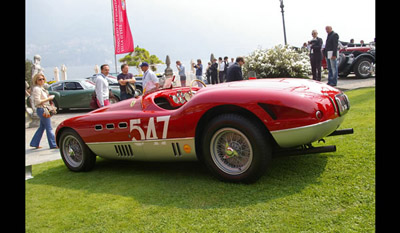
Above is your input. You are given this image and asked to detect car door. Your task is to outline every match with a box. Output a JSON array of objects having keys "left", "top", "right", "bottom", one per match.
[{"left": 60, "top": 82, "right": 92, "bottom": 108}]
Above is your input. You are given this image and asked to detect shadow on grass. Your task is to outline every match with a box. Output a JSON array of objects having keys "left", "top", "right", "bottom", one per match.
[{"left": 28, "top": 153, "right": 333, "bottom": 209}]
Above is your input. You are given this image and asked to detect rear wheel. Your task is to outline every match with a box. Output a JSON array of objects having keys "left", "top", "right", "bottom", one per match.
[
  {"left": 59, "top": 129, "right": 96, "bottom": 172},
  {"left": 354, "top": 57, "right": 373, "bottom": 79},
  {"left": 202, "top": 114, "right": 271, "bottom": 183}
]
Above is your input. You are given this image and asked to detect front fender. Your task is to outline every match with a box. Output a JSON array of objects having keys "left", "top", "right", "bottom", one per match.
[
  {"left": 111, "top": 89, "right": 121, "bottom": 100},
  {"left": 49, "top": 91, "right": 61, "bottom": 102},
  {"left": 354, "top": 53, "right": 375, "bottom": 63}
]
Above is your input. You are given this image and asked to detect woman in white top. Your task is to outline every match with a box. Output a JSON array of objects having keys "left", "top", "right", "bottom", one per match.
[{"left": 29, "top": 73, "right": 58, "bottom": 149}]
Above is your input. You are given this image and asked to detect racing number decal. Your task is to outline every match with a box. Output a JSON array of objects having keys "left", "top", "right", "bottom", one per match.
[
  {"left": 130, "top": 116, "right": 170, "bottom": 141},
  {"left": 130, "top": 119, "right": 145, "bottom": 141}
]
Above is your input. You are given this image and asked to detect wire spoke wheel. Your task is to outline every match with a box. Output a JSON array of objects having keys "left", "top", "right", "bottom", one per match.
[
  {"left": 358, "top": 60, "right": 372, "bottom": 76},
  {"left": 210, "top": 128, "right": 253, "bottom": 175},
  {"left": 62, "top": 135, "right": 84, "bottom": 168}
]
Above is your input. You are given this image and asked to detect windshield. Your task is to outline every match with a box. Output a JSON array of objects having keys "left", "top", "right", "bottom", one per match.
[{"left": 80, "top": 80, "right": 95, "bottom": 89}]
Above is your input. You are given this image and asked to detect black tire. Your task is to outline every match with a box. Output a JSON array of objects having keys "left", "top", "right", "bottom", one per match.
[
  {"left": 109, "top": 95, "right": 120, "bottom": 104},
  {"left": 353, "top": 57, "right": 373, "bottom": 79},
  {"left": 59, "top": 128, "right": 96, "bottom": 172},
  {"left": 202, "top": 114, "right": 272, "bottom": 183},
  {"left": 52, "top": 99, "right": 60, "bottom": 112},
  {"left": 337, "top": 53, "right": 347, "bottom": 72}
]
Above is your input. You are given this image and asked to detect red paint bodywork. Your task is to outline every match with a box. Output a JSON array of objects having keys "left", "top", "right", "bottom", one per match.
[{"left": 56, "top": 78, "right": 345, "bottom": 149}]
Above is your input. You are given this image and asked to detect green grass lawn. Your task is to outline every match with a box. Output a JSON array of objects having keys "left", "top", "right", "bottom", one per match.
[{"left": 26, "top": 87, "right": 375, "bottom": 232}]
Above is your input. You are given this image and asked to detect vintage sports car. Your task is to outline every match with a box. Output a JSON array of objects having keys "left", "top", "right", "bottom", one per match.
[
  {"left": 322, "top": 42, "right": 375, "bottom": 79},
  {"left": 56, "top": 78, "right": 353, "bottom": 183},
  {"left": 45, "top": 80, "right": 121, "bottom": 111}
]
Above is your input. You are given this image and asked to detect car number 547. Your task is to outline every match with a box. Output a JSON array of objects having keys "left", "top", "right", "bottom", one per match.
[{"left": 130, "top": 116, "right": 171, "bottom": 141}]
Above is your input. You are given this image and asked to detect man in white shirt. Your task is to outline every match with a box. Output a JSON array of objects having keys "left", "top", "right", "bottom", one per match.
[
  {"left": 95, "top": 64, "right": 110, "bottom": 107},
  {"left": 228, "top": 58, "right": 235, "bottom": 67},
  {"left": 140, "top": 62, "right": 160, "bottom": 94},
  {"left": 218, "top": 57, "right": 225, "bottom": 83}
]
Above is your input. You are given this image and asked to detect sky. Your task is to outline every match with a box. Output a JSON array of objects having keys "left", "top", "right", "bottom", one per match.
[{"left": 26, "top": 0, "right": 375, "bottom": 78}]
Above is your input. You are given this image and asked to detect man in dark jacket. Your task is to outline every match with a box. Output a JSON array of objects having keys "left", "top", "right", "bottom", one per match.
[
  {"left": 308, "top": 30, "right": 323, "bottom": 81},
  {"left": 226, "top": 57, "right": 245, "bottom": 82},
  {"left": 210, "top": 58, "right": 219, "bottom": 84},
  {"left": 324, "top": 26, "right": 339, "bottom": 86}
]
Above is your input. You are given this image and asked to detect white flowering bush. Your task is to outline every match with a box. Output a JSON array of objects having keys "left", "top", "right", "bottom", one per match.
[{"left": 243, "top": 44, "right": 311, "bottom": 79}]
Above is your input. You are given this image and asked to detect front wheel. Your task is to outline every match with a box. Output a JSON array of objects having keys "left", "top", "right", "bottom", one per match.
[
  {"left": 59, "top": 128, "right": 96, "bottom": 172},
  {"left": 202, "top": 114, "right": 272, "bottom": 183}
]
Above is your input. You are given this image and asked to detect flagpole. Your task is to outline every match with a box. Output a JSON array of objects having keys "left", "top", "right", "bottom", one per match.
[{"left": 111, "top": 0, "right": 118, "bottom": 73}]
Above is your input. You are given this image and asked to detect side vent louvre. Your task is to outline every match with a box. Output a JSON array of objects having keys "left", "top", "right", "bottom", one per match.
[
  {"left": 171, "top": 143, "right": 182, "bottom": 157},
  {"left": 258, "top": 103, "right": 277, "bottom": 120},
  {"left": 114, "top": 144, "right": 134, "bottom": 157}
]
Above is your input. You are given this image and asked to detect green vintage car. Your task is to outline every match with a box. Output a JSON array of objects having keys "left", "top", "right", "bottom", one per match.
[{"left": 28, "top": 80, "right": 121, "bottom": 111}]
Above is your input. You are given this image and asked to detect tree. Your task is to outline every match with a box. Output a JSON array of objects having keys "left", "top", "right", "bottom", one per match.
[{"left": 119, "top": 46, "right": 164, "bottom": 72}]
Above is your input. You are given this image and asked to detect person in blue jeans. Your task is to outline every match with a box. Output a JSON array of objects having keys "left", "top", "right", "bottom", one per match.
[
  {"left": 29, "top": 74, "right": 58, "bottom": 149},
  {"left": 324, "top": 26, "right": 339, "bottom": 86}
]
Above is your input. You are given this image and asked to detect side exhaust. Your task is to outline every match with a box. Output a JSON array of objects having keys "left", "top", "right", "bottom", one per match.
[
  {"left": 274, "top": 145, "right": 336, "bottom": 157},
  {"left": 327, "top": 128, "right": 354, "bottom": 137},
  {"left": 273, "top": 128, "right": 353, "bottom": 157}
]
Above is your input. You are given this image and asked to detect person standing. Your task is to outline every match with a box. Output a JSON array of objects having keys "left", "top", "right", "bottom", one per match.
[
  {"left": 218, "top": 57, "right": 225, "bottom": 83},
  {"left": 29, "top": 73, "right": 58, "bottom": 149},
  {"left": 308, "top": 30, "right": 323, "bottom": 81},
  {"left": 140, "top": 62, "right": 160, "bottom": 94},
  {"left": 223, "top": 56, "right": 229, "bottom": 80},
  {"left": 176, "top": 61, "right": 186, "bottom": 86},
  {"left": 226, "top": 57, "right": 245, "bottom": 82},
  {"left": 95, "top": 64, "right": 110, "bottom": 107},
  {"left": 324, "top": 26, "right": 339, "bottom": 86},
  {"left": 205, "top": 62, "right": 212, "bottom": 84},
  {"left": 117, "top": 64, "right": 136, "bottom": 100},
  {"left": 228, "top": 58, "right": 235, "bottom": 67},
  {"left": 193, "top": 59, "right": 203, "bottom": 81},
  {"left": 210, "top": 58, "right": 219, "bottom": 84}
]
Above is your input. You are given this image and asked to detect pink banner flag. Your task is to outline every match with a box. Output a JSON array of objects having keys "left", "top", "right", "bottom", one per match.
[{"left": 112, "top": 0, "right": 134, "bottom": 54}]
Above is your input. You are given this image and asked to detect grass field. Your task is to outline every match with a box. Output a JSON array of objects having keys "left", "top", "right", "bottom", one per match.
[{"left": 26, "top": 87, "right": 375, "bottom": 232}]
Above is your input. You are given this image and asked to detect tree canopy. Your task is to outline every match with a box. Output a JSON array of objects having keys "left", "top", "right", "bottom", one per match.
[{"left": 119, "top": 46, "right": 164, "bottom": 72}]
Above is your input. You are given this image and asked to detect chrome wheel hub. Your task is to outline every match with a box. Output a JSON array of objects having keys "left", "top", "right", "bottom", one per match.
[
  {"left": 62, "top": 135, "right": 83, "bottom": 167},
  {"left": 210, "top": 128, "right": 253, "bottom": 175}
]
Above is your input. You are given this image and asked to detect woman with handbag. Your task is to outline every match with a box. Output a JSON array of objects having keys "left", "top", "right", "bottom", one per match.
[{"left": 29, "top": 73, "right": 58, "bottom": 149}]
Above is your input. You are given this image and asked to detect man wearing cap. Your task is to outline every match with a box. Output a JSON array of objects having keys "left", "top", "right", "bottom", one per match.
[{"left": 140, "top": 62, "right": 160, "bottom": 94}]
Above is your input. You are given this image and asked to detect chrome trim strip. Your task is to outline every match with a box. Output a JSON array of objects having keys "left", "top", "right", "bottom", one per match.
[
  {"left": 86, "top": 137, "right": 196, "bottom": 145},
  {"left": 270, "top": 117, "right": 345, "bottom": 148},
  {"left": 86, "top": 137, "right": 197, "bottom": 161}
]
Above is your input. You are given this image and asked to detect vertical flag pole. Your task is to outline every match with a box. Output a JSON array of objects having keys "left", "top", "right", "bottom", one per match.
[{"left": 111, "top": 0, "right": 118, "bottom": 73}]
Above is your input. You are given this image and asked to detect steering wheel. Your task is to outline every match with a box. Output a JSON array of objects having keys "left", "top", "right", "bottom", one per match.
[{"left": 186, "top": 79, "right": 207, "bottom": 101}]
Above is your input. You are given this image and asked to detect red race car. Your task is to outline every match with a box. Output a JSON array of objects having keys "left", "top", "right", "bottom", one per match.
[{"left": 56, "top": 78, "right": 353, "bottom": 183}]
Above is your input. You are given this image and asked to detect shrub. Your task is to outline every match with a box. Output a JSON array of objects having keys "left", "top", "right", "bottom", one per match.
[{"left": 243, "top": 44, "right": 311, "bottom": 79}]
